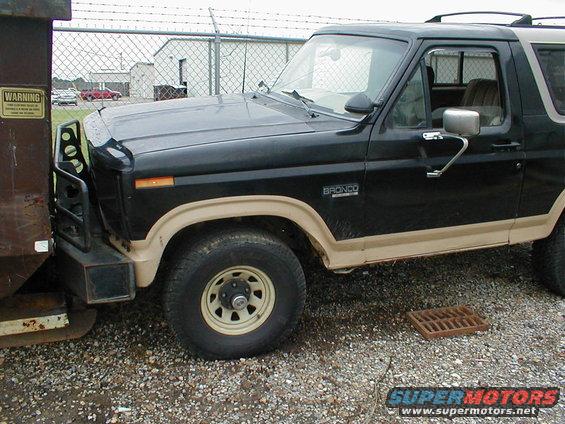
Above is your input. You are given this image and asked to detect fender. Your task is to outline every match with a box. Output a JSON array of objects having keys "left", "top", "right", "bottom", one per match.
[
  {"left": 111, "top": 192, "right": 565, "bottom": 287},
  {"left": 110, "top": 195, "right": 359, "bottom": 287}
]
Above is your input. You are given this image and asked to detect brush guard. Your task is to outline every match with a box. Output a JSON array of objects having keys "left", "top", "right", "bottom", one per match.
[{"left": 53, "top": 120, "right": 135, "bottom": 304}]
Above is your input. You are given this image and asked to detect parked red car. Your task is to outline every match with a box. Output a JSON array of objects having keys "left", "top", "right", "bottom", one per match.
[{"left": 80, "top": 88, "right": 122, "bottom": 101}]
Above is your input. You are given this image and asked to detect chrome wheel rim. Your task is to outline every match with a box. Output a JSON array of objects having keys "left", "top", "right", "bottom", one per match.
[{"left": 200, "top": 266, "right": 275, "bottom": 335}]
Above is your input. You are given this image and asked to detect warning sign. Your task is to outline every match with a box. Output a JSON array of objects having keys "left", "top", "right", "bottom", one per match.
[{"left": 0, "top": 87, "right": 45, "bottom": 119}]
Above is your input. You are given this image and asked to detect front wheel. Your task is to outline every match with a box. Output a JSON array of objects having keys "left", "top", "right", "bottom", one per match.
[
  {"left": 163, "top": 227, "right": 306, "bottom": 359},
  {"left": 532, "top": 215, "right": 565, "bottom": 296}
]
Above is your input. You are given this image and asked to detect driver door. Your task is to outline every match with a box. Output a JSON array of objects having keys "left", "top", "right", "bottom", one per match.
[{"left": 363, "top": 40, "right": 524, "bottom": 259}]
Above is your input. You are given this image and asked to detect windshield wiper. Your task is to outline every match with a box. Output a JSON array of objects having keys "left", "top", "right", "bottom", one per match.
[
  {"left": 258, "top": 80, "right": 271, "bottom": 93},
  {"left": 282, "top": 89, "right": 314, "bottom": 103},
  {"left": 281, "top": 90, "right": 318, "bottom": 117}
]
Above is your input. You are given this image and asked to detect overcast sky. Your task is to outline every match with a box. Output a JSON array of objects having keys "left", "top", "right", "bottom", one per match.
[
  {"left": 210, "top": 0, "right": 562, "bottom": 21},
  {"left": 72, "top": 0, "right": 564, "bottom": 23},
  {"left": 54, "top": 0, "right": 564, "bottom": 80}
]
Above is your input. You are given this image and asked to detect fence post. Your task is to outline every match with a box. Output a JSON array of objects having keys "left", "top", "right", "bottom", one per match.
[
  {"left": 208, "top": 40, "right": 213, "bottom": 95},
  {"left": 209, "top": 7, "right": 221, "bottom": 95}
]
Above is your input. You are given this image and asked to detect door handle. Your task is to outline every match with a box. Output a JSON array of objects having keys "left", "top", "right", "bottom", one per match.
[
  {"left": 491, "top": 141, "right": 521, "bottom": 152},
  {"left": 422, "top": 131, "right": 443, "bottom": 141}
]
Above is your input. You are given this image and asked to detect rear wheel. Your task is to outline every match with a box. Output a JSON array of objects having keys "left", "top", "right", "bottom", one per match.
[
  {"left": 163, "top": 226, "right": 306, "bottom": 359},
  {"left": 532, "top": 216, "right": 565, "bottom": 296}
]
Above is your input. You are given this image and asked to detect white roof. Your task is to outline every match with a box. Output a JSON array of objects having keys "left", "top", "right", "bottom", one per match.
[
  {"left": 511, "top": 27, "right": 565, "bottom": 124},
  {"left": 510, "top": 27, "right": 565, "bottom": 44}
]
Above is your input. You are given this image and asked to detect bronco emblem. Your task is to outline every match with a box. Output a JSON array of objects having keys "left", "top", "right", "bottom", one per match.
[{"left": 322, "top": 183, "right": 359, "bottom": 198}]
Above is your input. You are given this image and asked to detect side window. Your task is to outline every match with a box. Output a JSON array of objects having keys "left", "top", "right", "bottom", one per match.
[
  {"left": 429, "top": 50, "right": 459, "bottom": 84},
  {"left": 389, "top": 65, "right": 427, "bottom": 129},
  {"left": 426, "top": 48, "right": 504, "bottom": 128},
  {"left": 462, "top": 51, "right": 497, "bottom": 83},
  {"left": 534, "top": 45, "right": 565, "bottom": 115}
]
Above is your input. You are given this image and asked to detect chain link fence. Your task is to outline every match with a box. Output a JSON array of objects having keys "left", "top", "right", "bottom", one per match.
[
  {"left": 51, "top": 3, "right": 386, "bottom": 130},
  {"left": 426, "top": 50, "right": 498, "bottom": 85},
  {"left": 51, "top": 5, "right": 502, "bottom": 133},
  {"left": 51, "top": 28, "right": 305, "bottom": 126}
]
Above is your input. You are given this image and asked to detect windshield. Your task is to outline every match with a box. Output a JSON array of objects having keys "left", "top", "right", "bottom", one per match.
[{"left": 271, "top": 35, "right": 407, "bottom": 117}]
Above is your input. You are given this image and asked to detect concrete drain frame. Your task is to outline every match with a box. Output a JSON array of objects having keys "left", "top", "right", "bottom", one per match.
[{"left": 407, "top": 305, "right": 489, "bottom": 340}]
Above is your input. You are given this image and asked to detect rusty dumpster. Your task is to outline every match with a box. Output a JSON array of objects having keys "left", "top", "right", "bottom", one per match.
[{"left": 0, "top": 0, "right": 72, "bottom": 299}]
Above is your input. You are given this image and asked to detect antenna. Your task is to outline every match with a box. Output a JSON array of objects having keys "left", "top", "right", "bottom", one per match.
[
  {"left": 208, "top": 7, "right": 221, "bottom": 95},
  {"left": 241, "top": 6, "right": 251, "bottom": 93}
]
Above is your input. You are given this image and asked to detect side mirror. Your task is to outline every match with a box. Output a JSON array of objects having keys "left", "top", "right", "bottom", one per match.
[
  {"left": 443, "top": 108, "right": 480, "bottom": 137},
  {"left": 425, "top": 108, "right": 479, "bottom": 179},
  {"left": 344, "top": 93, "right": 375, "bottom": 115}
]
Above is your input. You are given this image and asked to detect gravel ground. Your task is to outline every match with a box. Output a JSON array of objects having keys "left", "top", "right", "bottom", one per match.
[{"left": 0, "top": 244, "right": 563, "bottom": 423}]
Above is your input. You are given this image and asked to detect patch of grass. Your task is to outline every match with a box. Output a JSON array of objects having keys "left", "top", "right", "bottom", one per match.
[
  {"left": 51, "top": 108, "right": 97, "bottom": 164},
  {"left": 51, "top": 108, "right": 93, "bottom": 142}
]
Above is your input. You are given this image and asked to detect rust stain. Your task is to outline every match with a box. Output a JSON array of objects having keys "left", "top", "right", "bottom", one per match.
[
  {"left": 23, "top": 319, "right": 37, "bottom": 328},
  {"left": 21, "top": 319, "right": 46, "bottom": 331}
]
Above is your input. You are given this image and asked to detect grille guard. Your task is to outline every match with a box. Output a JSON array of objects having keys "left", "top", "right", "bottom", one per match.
[{"left": 53, "top": 120, "right": 92, "bottom": 252}]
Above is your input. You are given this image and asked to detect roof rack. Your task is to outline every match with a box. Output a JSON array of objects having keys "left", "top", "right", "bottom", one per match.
[
  {"left": 532, "top": 16, "right": 565, "bottom": 23},
  {"left": 426, "top": 11, "right": 532, "bottom": 26}
]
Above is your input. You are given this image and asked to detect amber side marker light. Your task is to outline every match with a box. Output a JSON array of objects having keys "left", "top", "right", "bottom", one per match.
[{"left": 135, "top": 176, "right": 175, "bottom": 189}]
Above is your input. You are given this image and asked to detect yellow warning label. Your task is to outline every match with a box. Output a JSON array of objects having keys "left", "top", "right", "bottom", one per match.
[{"left": 0, "top": 87, "right": 45, "bottom": 119}]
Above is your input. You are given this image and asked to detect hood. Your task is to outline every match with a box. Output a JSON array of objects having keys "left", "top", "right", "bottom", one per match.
[{"left": 85, "top": 93, "right": 315, "bottom": 157}]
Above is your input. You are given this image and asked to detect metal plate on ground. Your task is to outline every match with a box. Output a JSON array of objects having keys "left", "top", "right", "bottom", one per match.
[
  {"left": 0, "top": 292, "right": 66, "bottom": 321},
  {"left": 407, "top": 305, "right": 489, "bottom": 340},
  {"left": 0, "top": 293, "right": 97, "bottom": 348},
  {"left": 0, "top": 308, "right": 96, "bottom": 348}
]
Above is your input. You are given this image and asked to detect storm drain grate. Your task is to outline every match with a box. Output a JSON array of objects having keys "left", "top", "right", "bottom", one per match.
[{"left": 407, "top": 305, "right": 489, "bottom": 340}]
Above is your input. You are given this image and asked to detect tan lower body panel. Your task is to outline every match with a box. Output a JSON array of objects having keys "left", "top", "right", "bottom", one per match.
[{"left": 111, "top": 190, "right": 565, "bottom": 287}]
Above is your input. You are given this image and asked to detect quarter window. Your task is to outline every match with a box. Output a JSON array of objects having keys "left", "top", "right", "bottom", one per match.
[{"left": 534, "top": 46, "right": 565, "bottom": 115}]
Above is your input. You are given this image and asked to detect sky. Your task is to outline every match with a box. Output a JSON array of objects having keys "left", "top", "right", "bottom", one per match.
[
  {"left": 69, "top": 0, "right": 564, "bottom": 24},
  {"left": 197, "top": 0, "right": 563, "bottom": 22},
  {"left": 53, "top": 0, "right": 564, "bottom": 80},
  {"left": 64, "top": 0, "right": 565, "bottom": 34}
]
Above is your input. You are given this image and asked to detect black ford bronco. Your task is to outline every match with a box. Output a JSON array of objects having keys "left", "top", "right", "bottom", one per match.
[{"left": 55, "top": 13, "right": 565, "bottom": 359}]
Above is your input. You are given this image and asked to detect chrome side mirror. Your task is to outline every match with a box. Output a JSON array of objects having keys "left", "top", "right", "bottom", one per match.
[
  {"left": 424, "top": 109, "right": 480, "bottom": 178},
  {"left": 443, "top": 108, "right": 480, "bottom": 137}
]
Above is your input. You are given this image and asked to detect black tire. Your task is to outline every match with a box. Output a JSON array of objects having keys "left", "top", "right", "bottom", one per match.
[
  {"left": 532, "top": 215, "right": 565, "bottom": 296},
  {"left": 87, "top": 95, "right": 93, "bottom": 101},
  {"left": 163, "top": 226, "right": 306, "bottom": 359}
]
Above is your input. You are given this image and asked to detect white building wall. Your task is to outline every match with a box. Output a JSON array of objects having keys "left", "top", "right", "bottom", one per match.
[
  {"left": 88, "top": 71, "right": 130, "bottom": 84},
  {"left": 217, "top": 40, "right": 289, "bottom": 93},
  {"left": 154, "top": 38, "right": 304, "bottom": 96},
  {"left": 130, "top": 63, "right": 155, "bottom": 99},
  {"left": 154, "top": 39, "right": 210, "bottom": 92}
]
